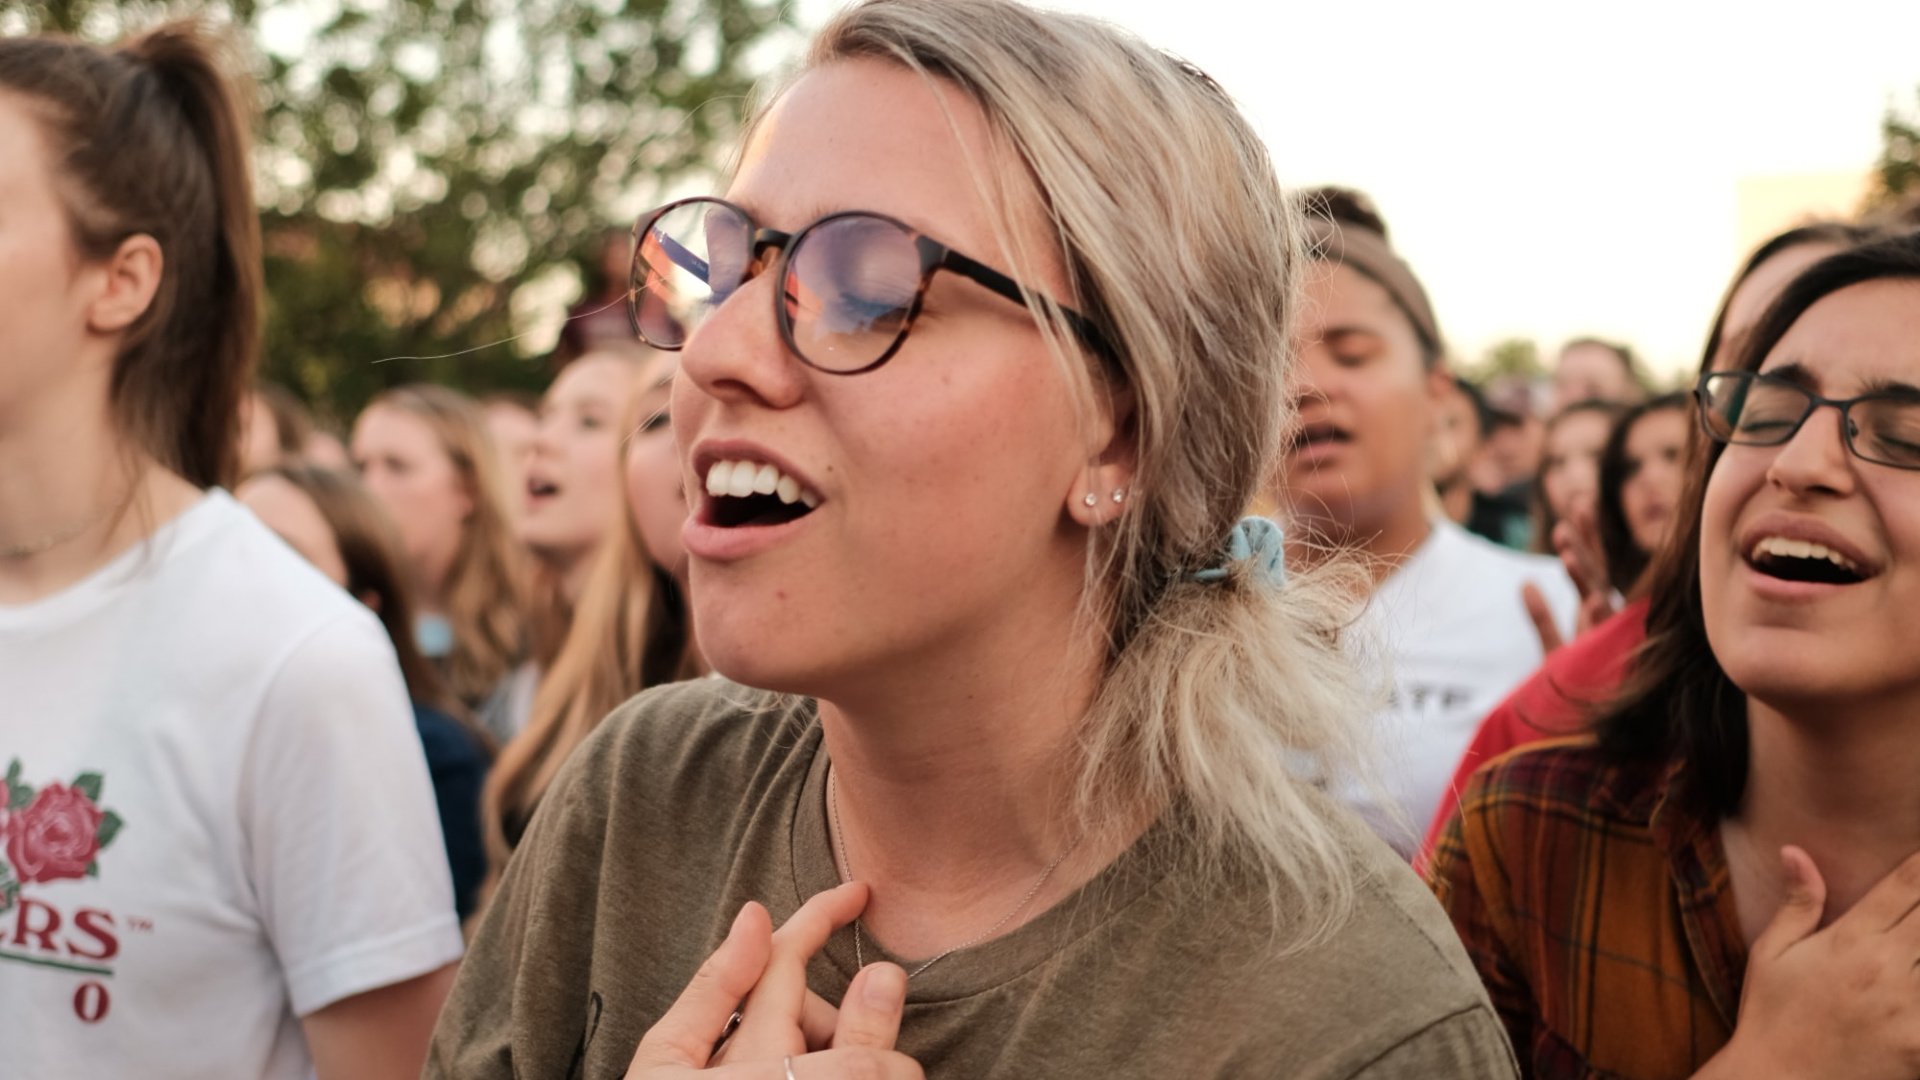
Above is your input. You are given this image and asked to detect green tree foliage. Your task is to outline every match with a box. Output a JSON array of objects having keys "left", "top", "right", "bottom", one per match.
[
  {"left": 1461, "top": 337, "right": 1543, "bottom": 384},
  {"left": 1868, "top": 84, "right": 1920, "bottom": 213},
  {"left": 6, "top": 0, "right": 794, "bottom": 424}
]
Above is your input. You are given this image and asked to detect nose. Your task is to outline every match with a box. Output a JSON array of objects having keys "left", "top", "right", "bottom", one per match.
[
  {"left": 1763, "top": 403, "right": 1857, "bottom": 498},
  {"left": 677, "top": 258, "right": 809, "bottom": 412}
]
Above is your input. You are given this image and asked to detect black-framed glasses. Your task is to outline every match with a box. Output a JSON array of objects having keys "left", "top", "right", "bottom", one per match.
[
  {"left": 1696, "top": 370, "right": 1920, "bottom": 470},
  {"left": 626, "top": 196, "right": 1115, "bottom": 375}
]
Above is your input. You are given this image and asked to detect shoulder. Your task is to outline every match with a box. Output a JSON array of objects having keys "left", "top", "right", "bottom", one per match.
[
  {"left": 1439, "top": 521, "right": 1570, "bottom": 591},
  {"left": 1212, "top": 822, "right": 1517, "bottom": 1075},
  {"left": 180, "top": 492, "right": 391, "bottom": 665},
  {"left": 1451, "top": 737, "right": 1667, "bottom": 884}
]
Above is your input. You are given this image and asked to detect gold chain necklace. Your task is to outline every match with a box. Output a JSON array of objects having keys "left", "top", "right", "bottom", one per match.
[{"left": 826, "top": 764, "right": 1081, "bottom": 979}]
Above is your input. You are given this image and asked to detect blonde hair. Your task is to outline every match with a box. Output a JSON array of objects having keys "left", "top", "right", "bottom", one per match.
[
  {"left": 797, "top": 0, "right": 1381, "bottom": 952},
  {"left": 367, "top": 384, "right": 528, "bottom": 705},
  {"left": 483, "top": 380, "right": 700, "bottom": 871}
]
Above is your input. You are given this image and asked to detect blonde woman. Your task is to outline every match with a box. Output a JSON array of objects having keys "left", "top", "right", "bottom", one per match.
[
  {"left": 429, "top": 1, "right": 1514, "bottom": 1077},
  {"left": 483, "top": 352, "right": 700, "bottom": 863},
  {"left": 351, "top": 384, "right": 529, "bottom": 711}
]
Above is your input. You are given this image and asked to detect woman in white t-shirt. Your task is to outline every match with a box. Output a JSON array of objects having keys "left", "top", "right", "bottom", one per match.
[
  {"left": 1273, "top": 189, "right": 1578, "bottom": 852},
  {"left": 0, "top": 22, "right": 462, "bottom": 1080}
]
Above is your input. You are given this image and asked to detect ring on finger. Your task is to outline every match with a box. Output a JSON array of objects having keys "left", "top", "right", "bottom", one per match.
[
  {"left": 785, "top": 1054, "right": 799, "bottom": 1080},
  {"left": 712, "top": 1009, "right": 744, "bottom": 1054}
]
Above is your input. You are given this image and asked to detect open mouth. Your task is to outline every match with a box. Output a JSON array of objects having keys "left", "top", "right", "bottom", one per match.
[
  {"left": 1290, "top": 423, "right": 1352, "bottom": 454},
  {"left": 703, "top": 459, "right": 820, "bottom": 529},
  {"left": 1746, "top": 536, "right": 1870, "bottom": 586},
  {"left": 527, "top": 477, "right": 560, "bottom": 499}
]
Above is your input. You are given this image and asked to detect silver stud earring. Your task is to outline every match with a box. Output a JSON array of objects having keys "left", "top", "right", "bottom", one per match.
[
  {"left": 1111, "top": 488, "right": 1127, "bottom": 503},
  {"left": 1082, "top": 493, "right": 1098, "bottom": 508}
]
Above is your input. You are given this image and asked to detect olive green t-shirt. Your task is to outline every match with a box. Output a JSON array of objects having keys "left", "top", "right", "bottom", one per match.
[{"left": 428, "top": 680, "right": 1517, "bottom": 1079}]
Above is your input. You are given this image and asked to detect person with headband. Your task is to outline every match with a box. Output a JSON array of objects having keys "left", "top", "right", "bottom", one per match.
[
  {"left": 1276, "top": 189, "right": 1577, "bottom": 855},
  {"left": 0, "top": 21, "right": 461, "bottom": 1080},
  {"left": 428, "top": 2, "right": 1515, "bottom": 1077}
]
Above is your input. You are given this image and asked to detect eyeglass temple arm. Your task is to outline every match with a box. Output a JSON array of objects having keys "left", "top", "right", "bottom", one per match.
[{"left": 932, "top": 245, "right": 1118, "bottom": 366}]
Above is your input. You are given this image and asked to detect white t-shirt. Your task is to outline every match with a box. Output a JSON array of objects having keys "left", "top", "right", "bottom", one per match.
[
  {"left": 0, "top": 492, "right": 464, "bottom": 1079},
  {"left": 1341, "top": 519, "right": 1578, "bottom": 854}
]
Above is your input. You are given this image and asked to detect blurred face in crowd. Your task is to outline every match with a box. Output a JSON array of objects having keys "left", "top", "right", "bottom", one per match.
[
  {"left": 1553, "top": 342, "right": 1637, "bottom": 411},
  {"left": 1432, "top": 381, "right": 1483, "bottom": 490},
  {"left": 1700, "top": 279, "right": 1920, "bottom": 709},
  {"left": 519, "top": 351, "right": 638, "bottom": 568},
  {"left": 237, "top": 474, "right": 347, "bottom": 588},
  {"left": 668, "top": 60, "right": 1105, "bottom": 693},
  {"left": 1710, "top": 242, "right": 1845, "bottom": 374},
  {"left": 623, "top": 356, "right": 687, "bottom": 582},
  {"left": 350, "top": 404, "right": 470, "bottom": 596},
  {"left": 483, "top": 399, "right": 538, "bottom": 514},
  {"left": 1541, "top": 406, "right": 1612, "bottom": 526},
  {"left": 1619, "top": 406, "right": 1689, "bottom": 555},
  {"left": 1284, "top": 263, "right": 1448, "bottom": 539}
]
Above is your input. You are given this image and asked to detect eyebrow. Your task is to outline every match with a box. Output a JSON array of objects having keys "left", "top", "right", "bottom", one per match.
[
  {"left": 1761, "top": 361, "right": 1920, "bottom": 399},
  {"left": 1320, "top": 325, "right": 1385, "bottom": 346}
]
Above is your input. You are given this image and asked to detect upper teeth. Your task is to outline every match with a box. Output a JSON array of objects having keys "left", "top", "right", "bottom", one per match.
[
  {"left": 704, "top": 459, "right": 819, "bottom": 508},
  {"left": 1752, "top": 536, "right": 1859, "bottom": 573}
]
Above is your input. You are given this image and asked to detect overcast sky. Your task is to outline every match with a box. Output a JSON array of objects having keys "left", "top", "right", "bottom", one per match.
[{"left": 799, "top": 0, "right": 1920, "bottom": 379}]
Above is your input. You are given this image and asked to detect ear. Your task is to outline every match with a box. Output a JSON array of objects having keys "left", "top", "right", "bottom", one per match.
[
  {"left": 1066, "top": 382, "right": 1138, "bottom": 527},
  {"left": 85, "top": 233, "right": 165, "bottom": 335}
]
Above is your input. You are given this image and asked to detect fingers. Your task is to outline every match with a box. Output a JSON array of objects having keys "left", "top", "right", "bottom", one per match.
[
  {"left": 1522, "top": 582, "right": 1564, "bottom": 654},
  {"left": 1753, "top": 846, "right": 1828, "bottom": 962},
  {"left": 629, "top": 902, "right": 774, "bottom": 1070},
  {"left": 833, "top": 963, "right": 908, "bottom": 1051},
  {"left": 727, "top": 882, "right": 871, "bottom": 1057},
  {"left": 798, "top": 989, "right": 840, "bottom": 1051}
]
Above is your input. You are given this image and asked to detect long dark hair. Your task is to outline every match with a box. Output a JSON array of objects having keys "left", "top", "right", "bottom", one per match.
[
  {"left": 0, "top": 21, "right": 261, "bottom": 490},
  {"left": 1595, "top": 393, "right": 1689, "bottom": 595},
  {"left": 1595, "top": 232, "right": 1920, "bottom": 816}
]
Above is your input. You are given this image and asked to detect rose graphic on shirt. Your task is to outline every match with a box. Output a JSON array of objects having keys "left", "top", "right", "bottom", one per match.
[{"left": 0, "top": 759, "right": 124, "bottom": 912}]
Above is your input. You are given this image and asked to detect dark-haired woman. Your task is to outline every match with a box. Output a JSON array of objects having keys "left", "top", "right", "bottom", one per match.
[
  {"left": 1434, "top": 230, "right": 1920, "bottom": 1078},
  {"left": 1429, "top": 226, "right": 1885, "bottom": 863},
  {"left": 239, "top": 466, "right": 494, "bottom": 920},
  {"left": 0, "top": 23, "right": 458, "bottom": 1080}
]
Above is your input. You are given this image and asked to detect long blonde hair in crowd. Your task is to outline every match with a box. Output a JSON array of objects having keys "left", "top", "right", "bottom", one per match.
[
  {"left": 482, "top": 376, "right": 700, "bottom": 873},
  {"left": 365, "top": 384, "right": 528, "bottom": 705},
  {"left": 802, "top": 0, "right": 1382, "bottom": 952}
]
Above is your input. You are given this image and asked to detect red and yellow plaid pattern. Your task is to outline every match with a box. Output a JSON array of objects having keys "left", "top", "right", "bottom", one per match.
[{"left": 1428, "top": 737, "right": 1746, "bottom": 1079}]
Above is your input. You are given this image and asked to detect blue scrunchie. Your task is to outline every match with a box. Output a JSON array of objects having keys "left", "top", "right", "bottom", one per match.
[{"left": 1190, "top": 516, "right": 1287, "bottom": 587}]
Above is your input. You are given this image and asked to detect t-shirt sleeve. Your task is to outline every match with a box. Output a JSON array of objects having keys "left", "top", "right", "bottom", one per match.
[
  {"left": 1339, "top": 1005, "right": 1519, "bottom": 1079},
  {"left": 239, "top": 612, "right": 464, "bottom": 1016}
]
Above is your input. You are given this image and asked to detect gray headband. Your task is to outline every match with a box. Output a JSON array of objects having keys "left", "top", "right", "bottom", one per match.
[{"left": 1303, "top": 216, "right": 1444, "bottom": 362}]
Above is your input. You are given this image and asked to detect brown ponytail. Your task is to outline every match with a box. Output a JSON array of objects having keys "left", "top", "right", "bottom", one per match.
[{"left": 0, "top": 20, "right": 261, "bottom": 489}]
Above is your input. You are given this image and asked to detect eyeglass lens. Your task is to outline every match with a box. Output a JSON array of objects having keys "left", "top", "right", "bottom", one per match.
[
  {"left": 1701, "top": 373, "right": 1920, "bottom": 469},
  {"left": 633, "top": 199, "right": 928, "bottom": 372}
]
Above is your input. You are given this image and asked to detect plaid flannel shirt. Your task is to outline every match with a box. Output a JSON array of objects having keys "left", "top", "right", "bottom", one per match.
[{"left": 1428, "top": 737, "right": 1746, "bottom": 1079}]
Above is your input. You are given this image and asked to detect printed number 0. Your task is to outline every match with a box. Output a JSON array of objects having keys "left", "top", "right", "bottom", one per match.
[{"left": 74, "top": 981, "right": 110, "bottom": 1023}]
